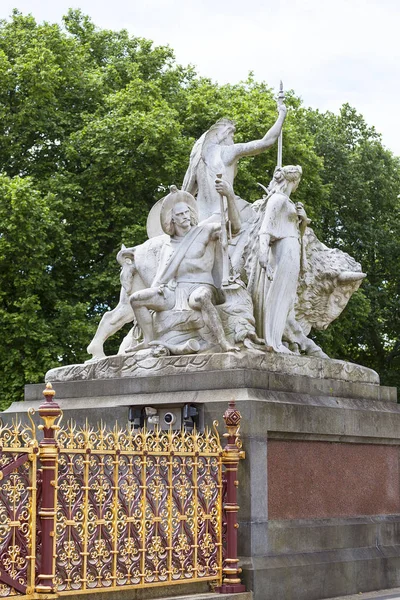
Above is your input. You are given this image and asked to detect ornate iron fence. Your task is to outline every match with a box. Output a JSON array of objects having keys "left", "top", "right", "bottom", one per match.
[
  {"left": 0, "top": 384, "right": 245, "bottom": 598},
  {"left": 55, "top": 422, "right": 223, "bottom": 593},
  {"left": 0, "top": 413, "right": 38, "bottom": 597}
]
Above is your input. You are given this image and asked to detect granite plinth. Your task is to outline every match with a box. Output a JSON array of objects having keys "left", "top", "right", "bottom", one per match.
[
  {"left": 200, "top": 394, "right": 400, "bottom": 600},
  {"left": 268, "top": 440, "right": 400, "bottom": 519}
]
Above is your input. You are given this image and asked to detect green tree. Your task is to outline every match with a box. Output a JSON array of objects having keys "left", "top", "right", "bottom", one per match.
[
  {"left": 0, "top": 9, "right": 195, "bottom": 402},
  {"left": 0, "top": 175, "right": 92, "bottom": 409},
  {"left": 306, "top": 105, "right": 400, "bottom": 385}
]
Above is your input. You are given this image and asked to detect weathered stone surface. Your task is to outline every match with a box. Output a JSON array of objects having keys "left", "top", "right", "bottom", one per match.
[
  {"left": 263, "top": 516, "right": 400, "bottom": 556},
  {"left": 59, "top": 586, "right": 252, "bottom": 600},
  {"left": 329, "top": 586, "right": 400, "bottom": 599},
  {"left": 45, "top": 350, "right": 379, "bottom": 385},
  {"left": 241, "top": 548, "right": 400, "bottom": 600}
]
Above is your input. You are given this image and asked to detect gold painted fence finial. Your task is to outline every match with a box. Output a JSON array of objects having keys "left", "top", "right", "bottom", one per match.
[{"left": 42, "top": 381, "right": 56, "bottom": 401}]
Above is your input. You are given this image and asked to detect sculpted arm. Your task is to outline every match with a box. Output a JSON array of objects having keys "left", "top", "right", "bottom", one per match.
[
  {"left": 224, "top": 105, "right": 287, "bottom": 163},
  {"left": 208, "top": 222, "right": 223, "bottom": 240},
  {"left": 258, "top": 225, "right": 271, "bottom": 271},
  {"left": 215, "top": 178, "right": 241, "bottom": 234},
  {"left": 257, "top": 196, "right": 281, "bottom": 277},
  {"left": 295, "top": 202, "right": 310, "bottom": 235}
]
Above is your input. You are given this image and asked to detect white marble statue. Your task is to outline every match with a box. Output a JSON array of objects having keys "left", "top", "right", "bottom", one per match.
[
  {"left": 244, "top": 166, "right": 365, "bottom": 357},
  {"left": 86, "top": 236, "right": 166, "bottom": 360},
  {"left": 83, "top": 103, "right": 366, "bottom": 369},
  {"left": 87, "top": 182, "right": 260, "bottom": 361},
  {"left": 87, "top": 176, "right": 251, "bottom": 360}
]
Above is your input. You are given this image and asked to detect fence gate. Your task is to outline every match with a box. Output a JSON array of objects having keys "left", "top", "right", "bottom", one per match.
[
  {"left": 0, "top": 384, "right": 245, "bottom": 598},
  {"left": 0, "top": 412, "right": 38, "bottom": 597}
]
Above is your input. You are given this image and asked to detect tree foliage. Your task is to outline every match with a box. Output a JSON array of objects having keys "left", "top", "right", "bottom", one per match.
[
  {"left": 305, "top": 106, "right": 400, "bottom": 385},
  {"left": 0, "top": 10, "right": 399, "bottom": 408}
]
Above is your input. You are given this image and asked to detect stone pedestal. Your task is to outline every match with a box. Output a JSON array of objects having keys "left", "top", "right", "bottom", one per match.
[{"left": 4, "top": 353, "right": 400, "bottom": 600}]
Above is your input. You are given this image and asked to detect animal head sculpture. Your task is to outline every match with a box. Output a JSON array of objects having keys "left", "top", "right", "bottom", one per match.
[{"left": 295, "top": 229, "right": 366, "bottom": 334}]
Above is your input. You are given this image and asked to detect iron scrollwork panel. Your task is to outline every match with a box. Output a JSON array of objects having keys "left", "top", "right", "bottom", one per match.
[
  {"left": 116, "top": 453, "right": 142, "bottom": 586},
  {"left": 55, "top": 451, "right": 87, "bottom": 592},
  {"left": 0, "top": 419, "right": 38, "bottom": 597},
  {"left": 54, "top": 423, "right": 223, "bottom": 594},
  {"left": 170, "top": 455, "right": 196, "bottom": 580}
]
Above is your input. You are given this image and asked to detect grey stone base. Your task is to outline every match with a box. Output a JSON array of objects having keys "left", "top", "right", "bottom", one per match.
[
  {"left": 240, "top": 516, "right": 400, "bottom": 600},
  {"left": 65, "top": 587, "right": 252, "bottom": 600},
  {"left": 44, "top": 351, "right": 380, "bottom": 387},
  {"left": 329, "top": 586, "right": 400, "bottom": 599},
  {"left": 3, "top": 371, "right": 397, "bottom": 435},
  {"left": 13, "top": 359, "right": 397, "bottom": 419},
  {"left": 243, "top": 549, "right": 400, "bottom": 600}
]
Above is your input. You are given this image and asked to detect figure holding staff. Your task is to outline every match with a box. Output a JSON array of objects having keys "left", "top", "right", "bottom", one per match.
[
  {"left": 182, "top": 100, "right": 287, "bottom": 222},
  {"left": 243, "top": 85, "right": 311, "bottom": 352}
]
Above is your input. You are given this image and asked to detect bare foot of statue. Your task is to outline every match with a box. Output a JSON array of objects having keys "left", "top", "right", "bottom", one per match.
[
  {"left": 276, "top": 344, "right": 293, "bottom": 355},
  {"left": 124, "top": 340, "right": 150, "bottom": 353},
  {"left": 220, "top": 340, "right": 240, "bottom": 352},
  {"left": 86, "top": 342, "right": 106, "bottom": 362}
]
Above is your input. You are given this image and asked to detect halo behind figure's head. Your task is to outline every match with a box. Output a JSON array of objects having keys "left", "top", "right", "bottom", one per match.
[{"left": 160, "top": 185, "right": 198, "bottom": 235}]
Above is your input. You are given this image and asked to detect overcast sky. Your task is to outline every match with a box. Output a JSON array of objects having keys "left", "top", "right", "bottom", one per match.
[{"left": 2, "top": 0, "right": 400, "bottom": 155}]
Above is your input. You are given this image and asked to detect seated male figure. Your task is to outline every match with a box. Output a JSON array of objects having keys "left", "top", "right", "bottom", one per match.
[{"left": 128, "top": 186, "right": 237, "bottom": 353}]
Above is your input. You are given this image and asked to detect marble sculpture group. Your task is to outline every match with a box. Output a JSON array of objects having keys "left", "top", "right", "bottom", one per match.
[{"left": 85, "top": 95, "right": 365, "bottom": 365}]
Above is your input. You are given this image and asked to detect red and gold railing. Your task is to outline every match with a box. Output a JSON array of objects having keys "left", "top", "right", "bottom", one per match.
[{"left": 0, "top": 384, "right": 246, "bottom": 598}]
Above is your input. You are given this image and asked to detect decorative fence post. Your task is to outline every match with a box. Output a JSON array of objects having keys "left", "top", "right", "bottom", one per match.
[
  {"left": 36, "top": 382, "right": 61, "bottom": 594},
  {"left": 218, "top": 399, "right": 246, "bottom": 594}
]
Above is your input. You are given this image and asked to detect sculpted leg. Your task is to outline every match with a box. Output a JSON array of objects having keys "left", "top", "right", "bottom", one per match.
[
  {"left": 126, "top": 306, "right": 154, "bottom": 351},
  {"left": 189, "top": 287, "right": 238, "bottom": 352},
  {"left": 87, "top": 263, "right": 148, "bottom": 360},
  {"left": 87, "top": 292, "right": 134, "bottom": 360},
  {"left": 127, "top": 287, "right": 175, "bottom": 351},
  {"left": 284, "top": 309, "right": 328, "bottom": 358}
]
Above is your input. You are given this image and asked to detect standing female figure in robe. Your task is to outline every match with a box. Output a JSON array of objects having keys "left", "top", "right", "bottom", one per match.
[{"left": 245, "top": 165, "right": 308, "bottom": 353}]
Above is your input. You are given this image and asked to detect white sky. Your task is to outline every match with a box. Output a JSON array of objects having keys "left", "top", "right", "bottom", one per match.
[{"left": 2, "top": 0, "right": 400, "bottom": 155}]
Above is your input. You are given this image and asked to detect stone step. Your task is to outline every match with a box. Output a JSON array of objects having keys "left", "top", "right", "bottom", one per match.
[
  {"left": 69, "top": 589, "right": 252, "bottom": 600},
  {"left": 144, "top": 595, "right": 252, "bottom": 600},
  {"left": 328, "top": 588, "right": 400, "bottom": 599}
]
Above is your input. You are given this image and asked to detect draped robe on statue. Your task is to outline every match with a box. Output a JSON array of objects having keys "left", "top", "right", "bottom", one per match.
[{"left": 246, "top": 191, "right": 301, "bottom": 351}]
